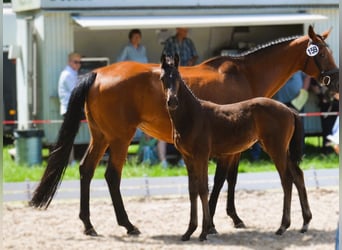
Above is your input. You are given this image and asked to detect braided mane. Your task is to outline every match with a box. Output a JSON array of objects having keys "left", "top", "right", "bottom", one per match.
[{"left": 203, "top": 35, "right": 301, "bottom": 64}]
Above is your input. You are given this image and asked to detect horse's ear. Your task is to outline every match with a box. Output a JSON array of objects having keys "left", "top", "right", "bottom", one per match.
[
  {"left": 321, "top": 27, "right": 332, "bottom": 40},
  {"left": 308, "top": 25, "right": 320, "bottom": 42},
  {"left": 174, "top": 53, "right": 180, "bottom": 69}
]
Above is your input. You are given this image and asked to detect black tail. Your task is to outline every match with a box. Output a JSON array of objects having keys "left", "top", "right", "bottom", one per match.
[
  {"left": 289, "top": 110, "right": 303, "bottom": 165},
  {"left": 29, "top": 72, "right": 97, "bottom": 208}
]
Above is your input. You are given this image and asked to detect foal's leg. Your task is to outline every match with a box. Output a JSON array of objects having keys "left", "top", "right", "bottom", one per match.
[
  {"left": 182, "top": 160, "right": 199, "bottom": 241},
  {"left": 106, "top": 139, "right": 140, "bottom": 235},
  {"left": 198, "top": 161, "right": 211, "bottom": 241},
  {"left": 288, "top": 160, "right": 312, "bottom": 233},
  {"left": 271, "top": 156, "right": 293, "bottom": 235},
  {"left": 225, "top": 153, "right": 245, "bottom": 228},
  {"left": 208, "top": 157, "right": 228, "bottom": 234},
  {"left": 79, "top": 135, "right": 108, "bottom": 236}
]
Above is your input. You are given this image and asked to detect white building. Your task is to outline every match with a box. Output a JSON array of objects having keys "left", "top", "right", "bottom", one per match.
[{"left": 9, "top": 0, "right": 339, "bottom": 145}]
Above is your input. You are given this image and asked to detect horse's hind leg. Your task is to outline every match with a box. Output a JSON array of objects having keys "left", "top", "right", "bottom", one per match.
[
  {"left": 225, "top": 153, "right": 245, "bottom": 228},
  {"left": 273, "top": 158, "right": 293, "bottom": 235},
  {"left": 208, "top": 157, "right": 228, "bottom": 234},
  {"left": 106, "top": 139, "right": 140, "bottom": 235},
  {"left": 79, "top": 137, "right": 108, "bottom": 236},
  {"left": 288, "top": 160, "right": 312, "bottom": 233}
]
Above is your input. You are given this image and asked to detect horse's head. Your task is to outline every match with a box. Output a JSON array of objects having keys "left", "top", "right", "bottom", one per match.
[
  {"left": 160, "top": 54, "right": 181, "bottom": 110},
  {"left": 304, "top": 25, "right": 339, "bottom": 93}
]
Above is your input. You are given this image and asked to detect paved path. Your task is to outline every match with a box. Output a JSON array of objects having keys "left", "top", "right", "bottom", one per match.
[{"left": 3, "top": 168, "right": 339, "bottom": 202}]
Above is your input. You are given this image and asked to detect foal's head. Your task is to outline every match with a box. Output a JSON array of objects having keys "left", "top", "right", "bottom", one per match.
[{"left": 160, "top": 54, "right": 182, "bottom": 110}]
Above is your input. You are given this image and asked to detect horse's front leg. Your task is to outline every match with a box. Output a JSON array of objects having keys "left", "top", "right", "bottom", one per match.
[
  {"left": 79, "top": 140, "right": 108, "bottom": 236},
  {"left": 225, "top": 153, "right": 245, "bottom": 228},
  {"left": 106, "top": 142, "right": 140, "bottom": 235},
  {"left": 182, "top": 161, "right": 198, "bottom": 241},
  {"left": 198, "top": 161, "right": 211, "bottom": 241}
]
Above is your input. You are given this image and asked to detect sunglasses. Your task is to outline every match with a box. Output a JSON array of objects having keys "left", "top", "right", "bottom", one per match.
[{"left": 73, "top": 60, "right": 81, "bottom": 64}]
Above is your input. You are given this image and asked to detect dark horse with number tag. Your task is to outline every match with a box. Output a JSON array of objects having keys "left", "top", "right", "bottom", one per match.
[
  {"left": 160, "top": 54, "right": 310, "bottom": 241},
  {"left": 29, "top": 26, "right": 338, "bottom": 237}
]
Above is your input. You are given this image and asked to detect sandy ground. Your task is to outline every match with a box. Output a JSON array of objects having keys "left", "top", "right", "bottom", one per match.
[{"left": 3, "top": 187, "right": 339, "bottom": 250}]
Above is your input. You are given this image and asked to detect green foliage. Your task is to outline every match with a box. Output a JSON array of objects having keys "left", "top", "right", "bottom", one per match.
[{"left": 3, "top": 137, "right": 339, "bottom": 183}]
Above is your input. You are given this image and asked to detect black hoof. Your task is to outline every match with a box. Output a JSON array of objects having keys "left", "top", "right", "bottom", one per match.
[
  {"left": 300, "top": 224, "right": 309, "bottom": 233},
  {"left": 275, "top": 227, "right": 286, "bottom": 235},
  {"left": 181, "top": 234, "right": 190, "bottom": 241},
  {"left": 235, "top": 221, "right": 246, "bottom": 229},
  {"left": 208, "top": 226, "right": 218, "bottom": 235},
  {"left": 84, "top": 227, "right": 98, "bottom": 236},
  {"left": 199, "top": 233, "right": 207, "bottom": 241},
  {"left": 127, "top": 226, "right": 141, "bottom": 235}
]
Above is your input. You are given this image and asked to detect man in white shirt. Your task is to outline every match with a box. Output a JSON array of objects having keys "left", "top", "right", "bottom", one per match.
[
  {"left": 58, "top": 52, "right": 81, "bottom": 116},
  {"left": 57, "top": 52, "right": 81, "bottom": 165}
]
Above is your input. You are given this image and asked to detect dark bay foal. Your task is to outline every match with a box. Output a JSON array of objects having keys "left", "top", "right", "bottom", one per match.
[{"left": 160, "top": 55, "right": 312, "bottom": 241}]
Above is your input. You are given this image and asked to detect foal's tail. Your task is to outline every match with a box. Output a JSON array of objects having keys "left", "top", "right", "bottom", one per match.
[
  {"left": 29, "top": 72, "right": 97, "bottom": 208},
  {"left": 289, "top": 110, "right": 304, "bottom": 165}
]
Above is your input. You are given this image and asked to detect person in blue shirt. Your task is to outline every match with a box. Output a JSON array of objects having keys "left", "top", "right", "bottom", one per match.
[
  {"left": 162, "top": 28, "right": 198, "bottom": 66},
  {"left": 274, "top": 71, "right": 310, "bottom": 111},
  {"left": 117, "top": 29, "right": 148, "bottom": 63}
]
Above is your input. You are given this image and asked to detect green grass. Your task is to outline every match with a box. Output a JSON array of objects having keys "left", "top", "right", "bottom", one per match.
[{"left": 3, "top": 137, "right": 339, "bottom": 182}]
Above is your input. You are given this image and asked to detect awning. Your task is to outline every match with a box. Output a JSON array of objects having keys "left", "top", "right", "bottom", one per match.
[{"left": 72, "top": 13, "right": 327, "bottom": 30}]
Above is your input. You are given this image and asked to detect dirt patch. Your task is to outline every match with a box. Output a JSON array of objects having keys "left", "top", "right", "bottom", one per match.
[{"left": 3, "top": 188, "right": 338, "bottom": 250}]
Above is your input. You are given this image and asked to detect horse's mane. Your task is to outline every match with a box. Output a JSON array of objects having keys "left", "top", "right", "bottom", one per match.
[
  {"left": 202, "top": 35, "right": 302, "bottom": 65},
  {"left": 181, "top": 78, "right": 200, "bottom": 102}
]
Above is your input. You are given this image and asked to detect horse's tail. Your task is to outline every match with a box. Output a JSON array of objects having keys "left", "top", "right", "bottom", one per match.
[
  {"left": 29, "top": 72, "right": 97, "bottom": 208},
  {"left": 289, "top": 110, "right": 303, "bottom": 165}
]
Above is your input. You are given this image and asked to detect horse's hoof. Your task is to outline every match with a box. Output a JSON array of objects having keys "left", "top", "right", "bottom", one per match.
[
  {"left": 275, "top": 227, "right": 286, "bottom": 235},
  {"left": 181, "top": 234, "right": 190, "bottom": 241},
  {"left": 127, "top": 226, "right": 141, "bottom": 235},
  {"left": 300, "top": 224, "right": 309, "bottom": 233},
  {"left": 208, "top": 226, "right": 218, "bottom": 235},
  {"left": 234, "top": 221, "right": 246, "bottom": 229},
  {"left": 199, "top": 233, "right": 207, "bottom": 241},
  {"left": 84, "top": 227, "right": 98, "bottom": 236}
]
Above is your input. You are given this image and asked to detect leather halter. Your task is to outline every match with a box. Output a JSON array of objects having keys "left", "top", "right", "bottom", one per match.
[{"left": 304, "top": 39, "right": 338, "bottom": 86}]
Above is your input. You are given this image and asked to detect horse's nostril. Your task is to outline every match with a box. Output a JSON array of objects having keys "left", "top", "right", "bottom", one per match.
[{"left": 167, "top": 97, "right": 179, "bottom": 109}]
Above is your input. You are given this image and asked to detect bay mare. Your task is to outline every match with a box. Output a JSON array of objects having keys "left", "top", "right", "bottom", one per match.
[
  {"left": 30, "top": 26, "right": 338, "bottom": 237},
  {"left": 160, "top": 54, "right": 311, "bottom": 241}
]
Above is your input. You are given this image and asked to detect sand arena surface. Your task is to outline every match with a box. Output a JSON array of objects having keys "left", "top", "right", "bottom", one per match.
[{"left": 3, "top": 188, "right": 338, "bottom": 250}]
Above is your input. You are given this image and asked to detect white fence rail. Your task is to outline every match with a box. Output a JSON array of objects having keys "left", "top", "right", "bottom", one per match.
[{"left": 3, "top": 169, "right": 338, "bottom": 202}]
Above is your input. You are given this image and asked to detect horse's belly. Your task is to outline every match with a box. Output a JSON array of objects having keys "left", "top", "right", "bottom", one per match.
[{"left": 212, "top": 138, "right": 258, "bottom": 156}]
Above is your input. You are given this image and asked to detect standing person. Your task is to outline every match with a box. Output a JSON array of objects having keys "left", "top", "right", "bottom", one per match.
[
  {"left": 158, "top": 27, "right": 198, "bottom": 167},
  {"left": 58, "top": 52, "right": 81, "bottom": 165},
  {"left": 58, "top": 52, "right": 82, "bottom": 116},
  {"left": 274, "top": 71, "right": 311, "bottom": 111},
  {"left": 272, "top": 71, "right": 310, "bottom": 154},
  {"left": 162, "top": 27, "right": 198, "bottom": 66},
  {"left": 117, "top": 29, "right": 148, "bottom": 63},
  {"left": 137, "top": 133, "right": 158, "bottom": 165}
]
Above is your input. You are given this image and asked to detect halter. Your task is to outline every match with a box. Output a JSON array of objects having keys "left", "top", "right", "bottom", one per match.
[{"left": 304, "top": 38, "right": 338, "bottom": 86}]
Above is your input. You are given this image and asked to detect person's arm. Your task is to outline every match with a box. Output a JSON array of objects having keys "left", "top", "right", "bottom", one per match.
[{"left": 302, "top": 74, "right": 311, "bottom": 90}]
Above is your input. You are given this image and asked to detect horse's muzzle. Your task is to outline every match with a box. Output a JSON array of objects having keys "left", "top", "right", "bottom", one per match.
[
  {"left": 167, "top": 96, "right": 179, "bottom": 110},
  {"left": 320, "top": 69, "right": 339, "bottom": 93}
]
